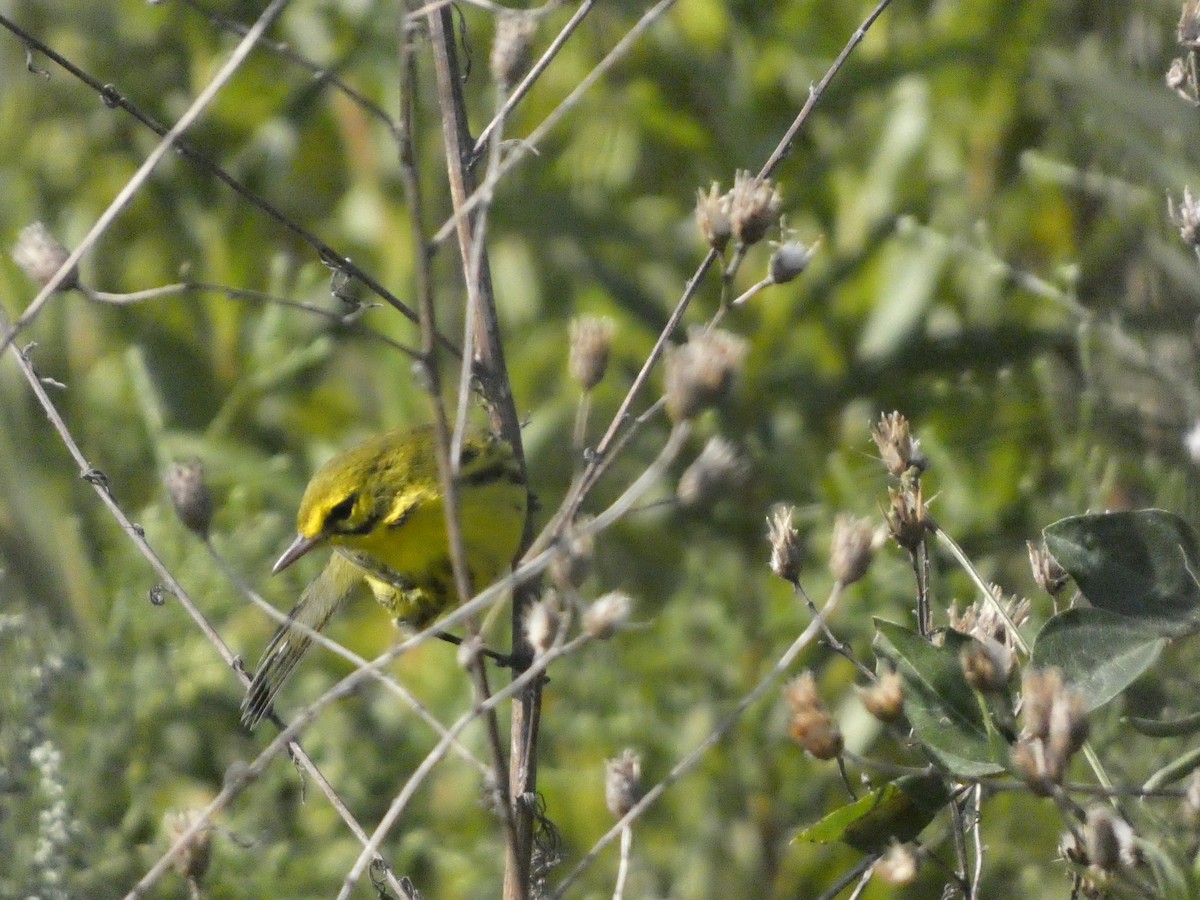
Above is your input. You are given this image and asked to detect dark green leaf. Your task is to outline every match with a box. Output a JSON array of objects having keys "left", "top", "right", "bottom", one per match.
[
  {"left": 794, "top": 772, "right": 950, "bottom": 853},
  {"left": 1031, "top": 607, "right": 1165, "bottom": 711},
  {"left": 1043, "top": 510, "right": 1200, "bottom": 636},
  {"left": 873, "top": 619, "right": 1005, "bottom": 777}
]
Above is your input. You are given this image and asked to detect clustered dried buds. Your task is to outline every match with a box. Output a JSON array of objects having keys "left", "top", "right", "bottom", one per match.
[
  {"left": 1026, "top": 540, "right": 1069, "bottom": 596},
  {"left": 728, "top": 170, "right": 782, "bottom": 246},
  {"left": 663, "top": 326, "right": 749, "bottom": 422},
  {"left": 871, "top": 411, "right": 927, "bottom": 478},
  {"left": 605, "top": 748, "right": 643, "bottom": 818},
  {"left": 767, "top": 505, "right": 803, "bottom": 586},
  {"left": 829, "top": 514, "right": 880, "bottom": 587},
  {"left": 677, "top": 436, "right": 749, "bottom": 509},
  {"left": 883, "top": 482, "right": 930, "bottom": 552},
  {"left": 1081, "top": 805, "right": 1141, "bottom": 874},
  {"left": 695, "top": 182, "right": 732, "bottom": 252},
  {"left": 490, "top": 10, "right": 537, "bottom": 89},
  {"left": 12, "top": 222, "right": 79, "bottom": 292},
  {"left": 569, "top": 316, "right": 615, "bottom": 391},
  {"left": 164, "top": 460, "right": 214, "bottom": 538},
  {"left": 784, "top": 671, "right": 843, "bottom": 760},
  {"left": 948, "top": 589, "right": 1030, "bottom": 651},
  {"left": 163, "top": 809, "right": 213, "bottom": 887},
  {"left": 1170, "top": 187, "right": 1200, "bottom": 248},
  {"left": 524, "top": 593, "right": 562, "bottom": 657},
  {"left": 874, "top": 841, "right": 918, "bottom": 886},
  {"left": 857, "top": 671, "right": 905, "bottom": 723},
  {"left": 1011, "top": 667, "right": 1089, "bottom": 791},
  {"left": 583, "top": 591, "right": 632, "bottom": 639}
]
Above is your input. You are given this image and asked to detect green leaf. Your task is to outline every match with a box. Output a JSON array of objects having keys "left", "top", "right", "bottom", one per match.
[
  {"left": 873, "top": 619, "right": 1005, "bottom": 777},
  {"left": 794, "top": 772, "right": 950, "bottom": 853},
  {"left": 1043, "top": 510, "right": 1200, "bottom": 636},
  {"left": 1030, "top": 607, "right": 1165, "bottom": 711}
]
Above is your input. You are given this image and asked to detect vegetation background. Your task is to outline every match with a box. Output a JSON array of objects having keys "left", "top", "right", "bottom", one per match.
[{"left": 3, "top": 0, "right": 1200, "bottom": 897}]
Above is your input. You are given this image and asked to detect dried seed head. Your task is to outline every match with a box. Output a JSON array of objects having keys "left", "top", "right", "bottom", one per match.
[
  {"left": 663, "top": 326, "right": 749, "bottom": 422},
  {"left": 12, "top": 222, "right": 78, "bottom": 291},
  {"left": 874, "top": 842, "right": 918, "bottom": 886},
  {"left": 784, "top": 672, "right": 843, "bottom": 760},
  {"left": 164, "top": 460, "right": 213, "bottom": 538},
  {"left": 728, "top": 170, "right": 781, "bottom": 246},
  {"left": 871, "top": 411, "right": 927, "bottom": 478},
  {"left": 551, "top": 516, "right": 595, "bottom": 589},
  {"left": 1167, "top": 57, "right": 1191, "bottom": 100},
  {"left": 1084, "top": 805, "right": 1139, "bottom": 873},
  {"left": 677, "top": 436, "right": 749, "bottom": 509},
  {"left": 695, "top": 182, "right": 732, "bottom": 252},
  {"left": 1017, "top": 668, "right": 1089, "bottom": 786},
  {"left": 525, "top": 594, "right": 561, "bottom": 657},
  {"left": 768, "top": 239, "right": 816, "bottom": 285},
  {"left": 883, "top": 482, "right": 930, "bottom": 552},
  {"left": 1169, "top": 187, "right": 1200, "bottom": 248},
  {"left": 569, "top": 316, "right": 615, "bottom": 390},
  {"left": 857, "top": 671, "right": 904, "bottom": 723},
  {"left": 829, "top": 514, "right": 881, "bottom": 587},
  {"left": 1182, "top": 0, "right": 1200, "bottom": 47},
  {"left": 948, "top": 590, "right": 1030, "bottom": 649},
  {"left": 960, "top": 636, "right": 1013, "bottom": 694},
  {"left": 163, "top": 809, "right": 213, "bottom": 885},
  {"left": 583, "top": 591, "right": 632, "bottom": 639},
  {"left": 767, "top": 505, "right": 803, "bottom": 585},
  {"left": 1027, "top": 540, "right": 1069, "bottom": 596},
  {"left": 490, "top": 11, "right": 537, "bottom": 89},
  {"left": 605, "top": 748, "right": 643, "bottom": 818}
]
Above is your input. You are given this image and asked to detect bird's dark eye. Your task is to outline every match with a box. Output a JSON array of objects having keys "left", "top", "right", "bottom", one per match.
[{"left": 327, "top": 494, "right": 357, "bottom": 524}]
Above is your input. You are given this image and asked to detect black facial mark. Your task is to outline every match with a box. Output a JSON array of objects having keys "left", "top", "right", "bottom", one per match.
[{"left": 327, "top": 493, "right": 357, "bottom": 525}]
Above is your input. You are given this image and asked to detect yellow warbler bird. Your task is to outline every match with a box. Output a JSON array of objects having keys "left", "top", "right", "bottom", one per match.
[{"left": 240, "top": 426, "right": 527, "bottom": 729}]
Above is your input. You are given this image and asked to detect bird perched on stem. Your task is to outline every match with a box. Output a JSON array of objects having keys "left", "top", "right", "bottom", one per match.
[{"left": 240, "top": 425, "right": 527, "bottom": 729}]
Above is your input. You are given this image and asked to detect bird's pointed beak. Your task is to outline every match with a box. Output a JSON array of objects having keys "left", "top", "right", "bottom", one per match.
[{"left": 273, "top": 533, "right": 320, "bottom": 574}]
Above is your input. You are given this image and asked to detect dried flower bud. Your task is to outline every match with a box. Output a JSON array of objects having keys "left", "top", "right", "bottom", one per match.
[
  {"left": 525, "top": 594, "right": 561, "bottom": 656},
  {"left": 568, "top": 316, "right": 615, "bottom": 390},
  {"left": 728, "top": 170, "right": 781, "bottom": 246},
  {"left": 960, "top": 636, "right": 1013, "bottom": 694},
  {"left": 768, "top": 240, "right": 815, "bottom": 285},
  {"left": 948, "top": 590, "right": 1030, "bottom": 649},
  {"left": 858, "top": 672, "right": 904, "bottom": 723},
  {"left": 12, "top": 222, "right": 78, "bottom": 291},
  {"left": 583, "top": 591, "right": 632, "bottom": 639},
  {"left": 551, "top": 517, "right": 595, "bottom": 589},
  {"left": 871, "top": 411, "right": 927, "bottom": 478},
  {"left": 164, "top": 460, "right": 213, "bottom": 538},
  {"left": 883, "top": 482, "right": 930, "bottom": 552},
  {"left": 784, "top": 672, "right": 843, "bottom": 760},
  {"left": 1027, "top": 540, "right": 1069, "bottom": 596},
  {"left": 677, "top": 436, "right": 748, "bottom": 509},
  {"left": 695, "top": 182, "right": 732, "bottom": 252},
  {"left": 1182, "top": 0, "right": 1200, "bottom": 47},
  {"left": 1017, "top": 668, "right": 1089, "bottom": 787},
  {"left": 490, "top": 11, "right": 537, "bottom": 89},
  {"left": 767, "top": 506, "right": 803, "bottom": 585},
  {"left": 1170, "top": 187, "right": 1200, "bottom": 248},
  {"left": 874, "top": 842, "right": 918, "bottom": 885},
  {"left": 829, "top": 514, "right": 880, "bottom": 586},
  {"left": 164, "top": 809, "right": 213, "bottom": 886},
  {"left": 1168, "top": 57, "right": 1192, "bottom": 101},
  {"left": 663, "top": 326, "right": 749, "bottom": 422},
  {"left": 1084, "top": 805, "right": 1139, "bottom": 873},
  {"left": 604, "top": 748, "right": 643, "bottom": 818}
]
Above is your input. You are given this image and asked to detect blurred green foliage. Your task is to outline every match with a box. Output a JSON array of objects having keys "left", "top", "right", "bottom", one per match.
[{"left": 3, "top": 0, "right": 1200, "bottom": 897}]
